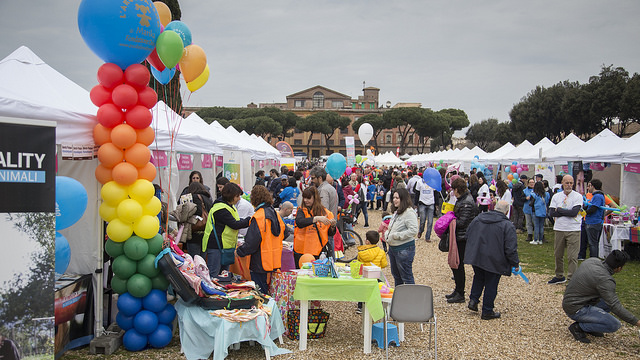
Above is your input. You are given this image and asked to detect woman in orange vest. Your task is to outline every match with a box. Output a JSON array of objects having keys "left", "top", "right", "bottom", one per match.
[
  {"left": 236, "top": 185, "right": 290, "bottom": 295},
  {"left": 293, "top": 186, "right": 337, "bottom": 267}
]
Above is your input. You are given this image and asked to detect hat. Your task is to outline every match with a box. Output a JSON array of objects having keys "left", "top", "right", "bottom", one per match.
[
  {"left": 535, "top": 173, "right": 543, "bottom": 179},
  {"left": 519, "top": 174, "right": 528, "bottom": 180}
]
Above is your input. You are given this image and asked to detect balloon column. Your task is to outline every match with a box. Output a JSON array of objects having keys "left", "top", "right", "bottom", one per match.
[
  {"left": 55, "top": 176, "right": 89, "bottom": 278},
  {"left": 78, "top": 0, "right": 187, "bottom": 351}
]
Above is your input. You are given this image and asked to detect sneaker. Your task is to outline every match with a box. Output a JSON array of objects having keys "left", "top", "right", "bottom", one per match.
[
  {"left": 568, "top": 322, "right": 590, "bottom": 343},
  {"left": 529, "top": 240, "right": 537, "bottom": 244},
  {"left": 548, "top": 276, "right": 566, "bottom": 285},
  {"left": 355, "top": 308, "right": 362, "bottom": 315},
  {"left": 577, "top": 257, "right": 585, "bottom": 261},
  {"left": 364, "top": 225, "right": 370, "bottom": 228}
]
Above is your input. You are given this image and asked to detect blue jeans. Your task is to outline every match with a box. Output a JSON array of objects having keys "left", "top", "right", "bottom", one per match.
[
  {"left": 568, "top": 299, "right": 621, "bottom": 333},
  {"left": 205, "top": 249, "right": 229, "bottom": 279},
  {"left": 251, "top": 271, "right": 269, "bottom": 295},
  {"left": 533, "top": 216, "right": 545, "bottom": 242},
  {"left": 418, "top": 203, "right": 435, "bottom": 240},
  {"left": 388, "top": 243, "right": 415, "bottom": 286},
  {"left": 356, "top": 201, "right": 369, "bottom": 226},
  {"left": 585, "top": 223, "right": 603, "bottom": 258},
  {"left": 469, "top": 266, "right": 501, "bottom": 314}
]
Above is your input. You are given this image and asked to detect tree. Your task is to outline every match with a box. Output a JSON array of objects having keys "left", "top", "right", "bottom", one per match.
[
  {"left": 383, "top": 107, "right": 427, "bottom": 154},
  {"left": 620, "top": 72, "right": 640, "bottom": 134},
  {"left": 296, "top": 115, "right": 330, "bottom": 156},
  {"left": 412, "top": 108, "right": 445, "bottom": 153},
  {"left": 465, "top": 118, "right": 500, "bottom": 150},
  {"left": 351, "top": 114, "right": 391, "bottom": 154},
  {"left": 589, "top": 65, "right": 629, "bottom": 135},
  {"left": 434, "top": 108, "right": 469, "bottom": 150},
  {"left": 562, "top": 82, "right": 599, "bottom": 139},
  {"left": 301, "top": 112, "right": 351, "bottom": 154}
]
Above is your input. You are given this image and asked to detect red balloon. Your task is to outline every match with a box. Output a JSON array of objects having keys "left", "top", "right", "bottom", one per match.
[
  {"left": 111, "top": 84, "right": 138, "bottom": 110},
  {"left": 146, "top": 49, "right": 166, "bottom": 72},
  {"left": 510, "top": 165, "right": 517, "bottom": 172},
  {"left": 97, "top": 103, "right": 125, "bottom": 128},
  {"left": 97, "top": 63, "right": 124, "bottom": 89},
  {"left": 90, "top": 85, "right": 112, "bottom": 107},
  {"left": 137, "top": 87, "right": 157, "bottom": 109},
  {"left": 125, "top": 106, "right": 153, "bottom": 129},
  {"left": 125, "top": 64, "right": 150, "bottom": 90}
]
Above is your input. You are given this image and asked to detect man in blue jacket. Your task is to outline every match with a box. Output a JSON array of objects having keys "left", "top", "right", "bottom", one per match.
[{"left": 464, "top": 200, "right": 520, "bottom": 320}]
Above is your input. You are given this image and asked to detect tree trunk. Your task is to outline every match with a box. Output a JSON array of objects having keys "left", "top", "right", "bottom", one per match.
[{"left": 306, "top": 133, "right": 313, "bottom": 157}]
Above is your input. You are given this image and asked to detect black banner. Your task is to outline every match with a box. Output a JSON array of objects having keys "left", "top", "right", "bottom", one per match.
[{"left": 0, "top": 120, "right": 55, "bottom": 212}]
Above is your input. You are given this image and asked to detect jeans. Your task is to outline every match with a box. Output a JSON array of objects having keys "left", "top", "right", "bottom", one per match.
[
  {"left": 251, "top": 271, "right": 269, "bottom": 295},
  {"left": 568, "top": 299, "right": 621, "bottom": 334},
  {"left": 512, "top": 205, "right": 524, "bottom": 230},
  {"left": 388, "top": 243, "right": 415, "bottom": 286},
  {"left": 554, "top": 230, "right": 580, "bottom": 279},
  {"left": 186, "top": 242, "right": 204, "bottom": 261},
  {"left": 451, "top": 241, "right": 466, "bottom": 295},
  {"left": 417, "top": 203, "right": 435, "bottom": 240},
  {"left": 524, "top": 213, "right": 533, "bottom": 235},
  {"left": 533, "top": 216, "right": 545, "bottom": 242},
  {"left": 469, "top": 266, "right": 502, "bottom": 314},
  {"left": 585, "top": 223, "right": 603, "bottom": 258},
  {"left": 356, "top": 201, "right": 369, "bottom": 226},
  {"left": 205, "top": 248, "right": 229, "bottom": 279}
]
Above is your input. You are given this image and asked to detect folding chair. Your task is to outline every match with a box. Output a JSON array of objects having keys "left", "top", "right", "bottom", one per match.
[{"left": 385, "top": 284, "right": 437, "bottom": 359}]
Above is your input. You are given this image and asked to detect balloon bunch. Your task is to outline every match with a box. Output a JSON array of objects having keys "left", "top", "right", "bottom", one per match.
[
  {"left": 148, "top": 2, "right": 209, "bottom": 91},
  {"left": 55, "top": 177, "right": 89, "bottom": 278},
  {"left": 117, "top": 291, "right": 176, "bottom": 351},
  {"left": 470, "top": 155, "right": 490, "bottom": 177},
  {"left": 504, "top": 161, "right": 528, "bottom": 185}
]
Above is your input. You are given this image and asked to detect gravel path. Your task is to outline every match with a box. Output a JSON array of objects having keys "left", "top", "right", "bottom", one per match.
[{"left": 63, "top": 209, "right": 640, "bottom": 360}]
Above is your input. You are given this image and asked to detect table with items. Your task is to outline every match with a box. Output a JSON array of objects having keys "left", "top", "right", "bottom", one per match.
[{"left": 599, "top": 223, "right": 639, "bottom": 258}]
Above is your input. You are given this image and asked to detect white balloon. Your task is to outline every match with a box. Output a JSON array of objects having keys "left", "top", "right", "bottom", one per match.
[{"left": 357, "top": 123, "right": 374, "bottom": 145}]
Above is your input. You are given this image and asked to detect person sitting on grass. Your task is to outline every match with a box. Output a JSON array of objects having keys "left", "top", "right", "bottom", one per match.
[
  {"left": 563, "top": 250, "right": 640, "bottom": 343},
  {"left": 356, "top": 230, "right": 388, "bottom": 314}
]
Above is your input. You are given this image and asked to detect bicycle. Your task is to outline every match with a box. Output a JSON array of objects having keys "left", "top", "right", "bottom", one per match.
[{"left": 335, "top": 209, "right": 363, "bottom": 263}]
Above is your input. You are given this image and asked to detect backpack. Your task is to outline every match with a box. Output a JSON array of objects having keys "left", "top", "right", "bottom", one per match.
[
  {"left": 434, "top": 211, "right": 456, "bottom": 237},
  {"left": 192, "top": 194, "right": 209, "bottom": 232}
]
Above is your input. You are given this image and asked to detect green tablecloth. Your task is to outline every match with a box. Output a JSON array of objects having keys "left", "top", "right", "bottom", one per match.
[{"left": 293, "top": 276, "right": 384, "bottom": 321}]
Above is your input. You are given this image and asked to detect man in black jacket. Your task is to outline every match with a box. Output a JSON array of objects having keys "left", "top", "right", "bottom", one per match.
[
  {"left": 511, "top": 174, "right": 527, "bottom": 232},
  {"left": 464, "top": 201, "right": 520, "bottom": 320}
]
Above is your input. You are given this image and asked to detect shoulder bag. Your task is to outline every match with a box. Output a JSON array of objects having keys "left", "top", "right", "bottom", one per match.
[{"left": 192, "top": 194, "right": 208, "bottom": 232}]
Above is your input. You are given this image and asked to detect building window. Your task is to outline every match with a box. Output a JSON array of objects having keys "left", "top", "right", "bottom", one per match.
[
  {"left": 294, "top": 100, "right": 305, "bottom": 108},
  {"left": 332, "top": 101, "right": 343, "bottom": 108},
  {"left": 386, "top": 134, "right": 392, "bottom": 144},
  {"left": 397, "top": 134, "right": 402, "bottom": 144},
  {"left": 408, "top": 135, "right": 413, "bottom": 144},
  {"left": 327, "top": 140, "right": 334, "bottom": 146},
  {"left": 351, "top": 102, "right": 356, "bottom": 109},
  {"left": 312, "top": 150, "right": 320, "bottom": 158},
  {"left": 312, "top": 139, "right": 320, "bottom": 145},
  {"left": 340, "top": 127, "right": 348, "bottom": 134},
  {"left": 369, "top": 103, "right": 375, "bottom": 109},
  {"left": 313, "top": 92, "right": 324, "bottom": 108},
  {"left": 293, "top": 139, "right": 302, "bottom": 145},
  {"left": 340, "top": 139, "right": 346, "bottom": 146},
  {"left": 339, "top": 150, "right": 346, "bottom": 157}
]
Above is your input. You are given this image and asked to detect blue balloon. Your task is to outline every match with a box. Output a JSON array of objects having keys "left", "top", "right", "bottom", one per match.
[
  {"left": 142, "top": 289, "right": 167, "bottom": 313},
  {"left": 117, "top": 293, "right": 143, "bottom": 317},
  {"left": 150, "top": 66, "right": 176, "bottom": 85},
  {"left": 148, "top": 324, "right": 173, "bottom": 348},
  {"left": 164, "top": 21, "right": 192, "bottom": 47},
  {"left": 55, "top": 232, "right": 71, "bottom": 277},
  {"left": 116, "top": 312, "right": 135, "bottom": 331},
  {"left": 56, "top": 176, "right": 88, "bottom": 230},
  {"left": 78, "top": 0, "right": 161, "bottom": 70},
  {"left": 123, "top": 329, "right": 148, "bottom": 351},
  {"left": 134, "top": 310, "right": 158, "bottom": 335},
  {"left": 325, "top": 153, "right": 347, "bottom": 180},
  {"left": 422, "top": 168, "right": 442, "bottom": 191},
  {"left": 156, "top": 304, "right": 176, "bottom": 325},
  {"left": 473, "top": 155, "right": 479, "bottom": 160}
]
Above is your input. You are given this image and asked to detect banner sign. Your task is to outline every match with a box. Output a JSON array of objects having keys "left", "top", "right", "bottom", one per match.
[
  {"left": 55, "top": 274, "right": 94, "bottom": 357},
  {"left": 150, "top": 150, "right": 168, "bottom": 168},
  {"left": 275, "top": 141, "right": 294, "bottom": 158},
  {"left": 215, "top": 155, "right": 223, "bottom": 167},
  {"left": 177, "top": 153, "right": 193, "bottom": 171},
  {"left": 589, "top": 162, "right": 606, "bottom": 171},
  {"left": 0, "top": 120, "right": 55, "bottom": 212},
  {"left": 345, "top": 136, "right": 355, "bottom": 165},
  {"left": 223, "top": 150, "right": 241, "bottom": 184},
  {"left": 624, "top": 163, "right": 640, "bottom": 174},
  {"left": 201, "top": 154, "right": 213, "bottom": 169}
]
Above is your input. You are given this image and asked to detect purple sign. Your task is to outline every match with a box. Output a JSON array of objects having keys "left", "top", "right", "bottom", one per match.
[{"left": 624, "top": 163, "right": 640, "bottom": 174}]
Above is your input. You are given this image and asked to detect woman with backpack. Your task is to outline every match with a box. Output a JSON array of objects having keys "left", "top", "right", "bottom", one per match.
[{"left": 530, "top": 181, "right": 550, "bottom": 245}]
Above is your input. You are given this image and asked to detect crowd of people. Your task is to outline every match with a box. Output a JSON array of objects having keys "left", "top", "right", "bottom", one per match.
[{"left": 170, "top": 160, "right": 639, "bottom": 343}]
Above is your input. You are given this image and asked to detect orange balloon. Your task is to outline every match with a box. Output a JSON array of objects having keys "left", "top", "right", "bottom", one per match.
[
  {"left": 179, "top": 45, "right": 207, "bottom": 82},
  {"left": 93, "top": 124, "right": 112, "bottom": 146},
  {"left": 124, "top": 143, "right": 151, "bottom": 168},
  {"left": 97, "top": 143, "right": 124, "bottom": 168},
  {"left": 299, "top": 253, "right": 316, "bottom": 268},
  {"left": 136, "top": 127, "right": 155, "bottom": 146},
  {"left": 507, "top": 174, "right": 514, "bottom": 181},
  {"left": 111, "top": 123, "right": 137, "bottom": 149},
  {"left": 153, "top": 1, "right": 172, "bottom": 27},
  {"left": 137, "top": 162, "right": 157, "bottom": 182},
  {"left": 112, "top": 162, "right": 139, "bottom": 185},
  {"left": 95, "top": 164, "right": 114, "bottom": 184}
]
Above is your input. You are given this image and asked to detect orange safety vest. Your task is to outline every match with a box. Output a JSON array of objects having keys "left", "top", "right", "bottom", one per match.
[
  {"left": 252, "top": 207, "right": 285, "bottom": 272},
  {"left": 293, "top": 207, "right": 334, "bottom": 256}
]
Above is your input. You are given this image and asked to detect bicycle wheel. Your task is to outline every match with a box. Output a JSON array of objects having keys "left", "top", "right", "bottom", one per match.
[{"left": 339, "top": 230, "right": 363, "bottom": 263}]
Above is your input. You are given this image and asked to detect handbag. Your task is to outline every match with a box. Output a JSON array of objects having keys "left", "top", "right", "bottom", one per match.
[
  {"left": 286, "top": 309, "right": 330, "bottom": 340},
  {"left": 191, "top": 194, "right": 208, "bottom": 232},
  {"left": 438, "top": 228, "right": 449, "bottom": 252},
  {"left": 211, "top": 223, "right": 235, "bottom": 266}
]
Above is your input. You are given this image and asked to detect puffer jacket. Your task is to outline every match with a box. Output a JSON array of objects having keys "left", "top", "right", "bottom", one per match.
[
  {"left": 453, "top": 191, "right": 478, "bottom": 242},
  {"left": 170, "top": 201, "right": 197, "bottom": 242},
  {"left": 357, "top": 244, "right": 388, "bottom": 268}
]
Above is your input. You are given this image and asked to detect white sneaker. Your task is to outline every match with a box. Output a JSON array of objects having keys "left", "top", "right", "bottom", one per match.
[
  {"left": 529, "top": 240, "right": 536, "bottom": 244},
  {"left": 537, "top": 241, "right": 543, "bottom": 245}
]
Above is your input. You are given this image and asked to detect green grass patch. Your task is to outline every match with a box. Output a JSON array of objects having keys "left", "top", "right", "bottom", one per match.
[{"left": 516, "top": 228, "right": 640, "bottom": 316}]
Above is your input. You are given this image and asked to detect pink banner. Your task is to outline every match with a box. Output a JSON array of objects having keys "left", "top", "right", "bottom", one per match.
[
  {"left": 624, "top": 163, "right": 640, "bottom": 174},
  {"left": 251, "top": 159, "right": 255, "bottom": 167},
  {"left": 260, "top": 160, "right": 264, "bottom": 168},
  {"left": 177, "top": 153, "right": 193, "bottom": 171},
  {"left": 151, "top": 150, "right": 168, "bottom": 167},
  {"left": 201, "top": 154, "right": 213, "bottom": 169},
  {"left": 215, "top": 155, "right": 223, "bottom": 167},
  {"left": 590, "top": 162, "right": 605, "bottom": 171},
  {"left": 561, "top": 165, "right": 569, "bottom": 173}
]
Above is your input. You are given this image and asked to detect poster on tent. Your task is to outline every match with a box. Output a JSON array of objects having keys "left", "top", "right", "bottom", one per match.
[
  {"left": 201, "top": 154, "right": 213, "bottom": 169},
  {"left": 345, "top": 136, "right": 356, "bottom": 165},
  {"left": 242, "top": 152, "right": 253, "bottom": 192},
  {"left": 54, "top": 274, "right": 94, "bottom": 358},
  {"left": 0, "top": 118, "right": 55, "bottom": 358},
  {"left": 177, "top": 153, "right": 194, "bottom": 171},
  {"left": 534, "top": 162, "right": 555, "bottom": 187},
  {"left": 223, "top": 150, "right": 242, "bottom": 185}
]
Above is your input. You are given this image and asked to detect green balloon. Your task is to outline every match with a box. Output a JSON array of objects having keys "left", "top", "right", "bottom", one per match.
[
  {"left": 127, "top": 274, "right": 152, "bottom": 298},
  {"left": 439, "top": 160, "right": 444, "bottom": 164},
  {"left": 147, "top": 233, "right": 164, "bottom": 255},
  {"left": 512, "top": 178, "right": 518, "bottom": 185},
  {"left": 151, "top": 274, "right": 169, "bottom": 290},
  {"left": 137, "top": 254, "right": 160, "bottom": 278},
  {"left": 123, "top": 236, "right": 149, "bottom": 261},
  {"left": 111, "top": 275, "right": 128, "bottom": 294},
  {"left": 112, "top": 255, "right": 137, "bottom": 279},
  {"left": 356, "top": 155, "right": 362, "bottom": 163},
  {"left": 436, "top": 166, "right": 442, "bottom": 170},
  {"left": 156, "top": 30, "right": 184, "bottom": 69},
  {"left": 105, "top": 239, "right": 124, "bottom": 258}
]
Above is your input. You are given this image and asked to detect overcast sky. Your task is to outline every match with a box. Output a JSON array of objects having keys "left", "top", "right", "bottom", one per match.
[{"left": 1, "top": 1, "right": 639, "bottom": 135}]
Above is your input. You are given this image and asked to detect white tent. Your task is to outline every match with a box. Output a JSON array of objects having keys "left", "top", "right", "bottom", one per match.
[
  {"left": 548, "top": 129, "right": 624, "bottom": 163},
  {"left": 543, "top": 133, "right": 585, "bottom": 164},
  {"left": 483, "top": 142, "right": 515, "bottom": 163},
  {"left": 513, "top": 137, "right": 556, "bottom": 164},
  {"left": 375, "top": 151, "right": 404, "bottom": 166},
  {"left": 622, "top": 131, "right": 640, "bottom": 163},
  {"left": 500, "top": 140, "right": 534, "bottom": 163}
]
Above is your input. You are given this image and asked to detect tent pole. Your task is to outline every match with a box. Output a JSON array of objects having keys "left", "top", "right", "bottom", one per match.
[{"left": 619, "top": 163, "right": 625, "bottom": 205}]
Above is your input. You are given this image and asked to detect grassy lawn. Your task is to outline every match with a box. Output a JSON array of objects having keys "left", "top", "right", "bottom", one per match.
[{"left": 517, "top": 228, "right": 640, "bottom": 316}]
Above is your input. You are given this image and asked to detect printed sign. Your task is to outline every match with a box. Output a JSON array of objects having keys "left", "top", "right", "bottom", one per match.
[
  {"left": 624, "top": 163, "right": 640, "bottom": 174},
  {"left": 151, "top": 150, "right": 168, "bottom": 168},
  {"left": 177, "top": 153, "right": 193, "bottom": 171},
  {"left": 215, "top": 155, "right": 223, "bottom": 167},
  {"left": 201, "top": 154, "right": 213, "bottom": 169},
  {"left": 345, "top": 136, "right": 355, "bottom": 165}
]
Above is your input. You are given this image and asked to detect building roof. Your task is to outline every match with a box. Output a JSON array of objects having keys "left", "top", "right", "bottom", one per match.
[{"left": 286, "top": 85, "right": 352, "bottom": 99}]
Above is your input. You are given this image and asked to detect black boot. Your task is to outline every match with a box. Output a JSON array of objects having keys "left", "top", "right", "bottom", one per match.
[
  {"left": 445, "top": 290, "right": 457, "bottom": 299},
  {"left": 447, "top": 292, "right": 465, "bottom": 303},
  {"left": 527, "top": 234, "right": 533, "bottom": 243}
]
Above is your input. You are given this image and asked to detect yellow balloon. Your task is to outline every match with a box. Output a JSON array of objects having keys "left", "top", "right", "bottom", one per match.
[
  {"left": 128, "top": 179, "right": 155, "bottom": 203},
  {"left": 99, "top": 202, "right": 118, "bottom": 222},
  {"left": 117, "top": 199, "right": 144, "bottom": 224},
  {"left": 101, "top": 181, "right": 128, "bottom": 207},
  {"left": 186, "top": 64, "right": 209, "bottom": 92},
  {"left": 133, "top": 215, "right": 160, "bottom": 239},
  {"left": 153, "top": 1, "right": 172, "bottom": 27},
  {"left": 142, "top": 196, "right": 162, "bottom": 216},
  {"left": 107, "top": 218, "right": 134, "bottom": 242}
]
